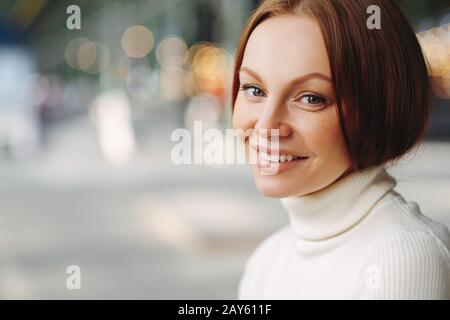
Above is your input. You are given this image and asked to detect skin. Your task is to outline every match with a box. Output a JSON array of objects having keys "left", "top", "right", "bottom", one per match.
[{"left": 232, "top": 13, "right": 354, "bottom": 198}]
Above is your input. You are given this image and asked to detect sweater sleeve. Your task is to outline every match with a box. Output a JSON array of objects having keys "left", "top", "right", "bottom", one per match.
[
  {"left": 237, "top": 240, "right": 273, "bottom": 300},
  {"left": 237, "top": 254, "right": 254, "bottom": 299},
  {"left": 237, "top": 226, "right": 290, "bottom": 299},
  {"left": 237, "top": 236, "right": 275, "bottom": 300},
  {"left": 353, "top": 230, "right": 450, "bottom": 299}
]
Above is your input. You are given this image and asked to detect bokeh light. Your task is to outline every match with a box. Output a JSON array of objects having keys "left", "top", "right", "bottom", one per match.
[
  {"left": 184, "top": 42, "right": 231, "bottom": 98},
  {"left": 64, "top": 37, "right": 89, "bottom": 70},
  {"left": 156, "top": 36, "right": 188, "bottom": 68},
  {"left": 77, "top": 40, "right": 97, "bottom": 71},
  {"left": 65, "top": 38, "right": 109, "bottom": 74},
  {"left": 159, "top": 67, "right": 187, "bottom": 101},
  {"left": 121, "top": 25, "right": 154, "bottom": 59},
  {"left": 418, "top": 23, "right": 450, "bottom": 98}
]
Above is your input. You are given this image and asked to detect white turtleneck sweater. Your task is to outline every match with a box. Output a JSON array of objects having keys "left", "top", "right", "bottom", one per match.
[{"left": 238, "top": 165, "right": 450, "bottom": 299}]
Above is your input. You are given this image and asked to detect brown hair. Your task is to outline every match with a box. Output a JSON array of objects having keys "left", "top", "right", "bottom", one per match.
[{"left": 231, "top": 0, "right": 431, "bottom": 170}]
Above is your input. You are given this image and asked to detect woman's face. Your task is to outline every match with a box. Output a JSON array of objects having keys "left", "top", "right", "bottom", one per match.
[{"left": 232, "top": 13, "right": 353, "bottom": 198}]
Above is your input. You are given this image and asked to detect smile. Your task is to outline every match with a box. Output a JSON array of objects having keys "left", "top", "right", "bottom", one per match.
[
  {"left": 258, "top": 150, "right": 308, "bottom": 163},
  {"left": 254, "top": 149, "right": 310, "bottom": 174}
]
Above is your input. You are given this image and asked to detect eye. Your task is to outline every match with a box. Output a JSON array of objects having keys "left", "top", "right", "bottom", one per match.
[
  {"left": 240, "top": 84, "right": 266, "bottom": 98},
  {"left": 296, "top": 92, "right": 327, "bottom": 106}
]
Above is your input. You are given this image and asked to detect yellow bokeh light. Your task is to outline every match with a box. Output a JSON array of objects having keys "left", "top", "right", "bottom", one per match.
[
  {"left": 418, "top": 24, "right": 450, "bottom": 98},
  {"left": 185, "top": 42, "right": 231, "bottom": 95}
]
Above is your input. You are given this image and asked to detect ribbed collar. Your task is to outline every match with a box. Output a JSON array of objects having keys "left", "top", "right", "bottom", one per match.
[{"left": 280, "top": 165, "right": 396, "bottom": 242}]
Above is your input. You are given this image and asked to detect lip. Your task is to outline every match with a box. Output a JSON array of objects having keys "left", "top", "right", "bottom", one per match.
[
  {"left": 256, "top": 151, "right": 309, "bottom": 175},
  {"left": 246, "top": 139, "right": 310, "bottom": 174},
  {"left": 249, "top": 143, "right": 307, "bottom": 158}
]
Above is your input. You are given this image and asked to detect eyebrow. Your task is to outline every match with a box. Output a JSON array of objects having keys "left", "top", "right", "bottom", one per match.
[{"left": 238, "top": 66, "right": 332, "bottom": 86}]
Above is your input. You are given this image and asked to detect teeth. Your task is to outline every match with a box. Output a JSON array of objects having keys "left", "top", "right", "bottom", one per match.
[
  {"left": 259, "top": 151, "right": 301, "bottom": 163},
  {"left": 269, "top": 154, "right": 279, "bottom": 162}
]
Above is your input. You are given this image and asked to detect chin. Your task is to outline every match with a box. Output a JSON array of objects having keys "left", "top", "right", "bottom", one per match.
[
  {"left": 258, "top": 188, "right": 289, "bottom": 198},
  {"left": 250, "top": 164, "right": 309, "bottom": 198},
  {"left": 254, "top": 177, "right": 303, "bottom": 198}
]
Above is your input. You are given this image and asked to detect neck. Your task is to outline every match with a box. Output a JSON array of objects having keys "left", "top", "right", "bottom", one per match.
[{"left": 280, "top": 165, "right": 396, "bottom": 242}]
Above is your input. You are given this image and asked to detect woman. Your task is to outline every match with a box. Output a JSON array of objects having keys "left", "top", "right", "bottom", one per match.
[{"left": 232, "top": 0, "right": 450, "bottom": 299}]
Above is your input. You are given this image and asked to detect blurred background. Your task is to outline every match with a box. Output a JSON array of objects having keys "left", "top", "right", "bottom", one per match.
[{"left": 0, "top": 0, "right": 449, "bottom": 299}]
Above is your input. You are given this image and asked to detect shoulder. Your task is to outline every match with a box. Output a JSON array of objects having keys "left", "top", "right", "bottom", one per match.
[
  {"left": 354, "top": 230, "right": 450, "bottom": 299},
  {"left": 363, "top": 191, "right": 450, "bottom": 254},
  {"left": 369, "top": 230, "right": 450, "bottom": 269},
  {"left": 352, "top": 190, "right": 450, "bottom": 299}
]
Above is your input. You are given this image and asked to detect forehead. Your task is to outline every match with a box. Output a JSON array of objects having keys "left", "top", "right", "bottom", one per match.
[{"left": 242, "top": 14, "right": 331, "bottom": 80}]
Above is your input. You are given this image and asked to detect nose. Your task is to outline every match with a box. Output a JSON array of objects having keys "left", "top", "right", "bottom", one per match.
[{"left": 254, "top": 104, "right": 292, "bottom": 139}]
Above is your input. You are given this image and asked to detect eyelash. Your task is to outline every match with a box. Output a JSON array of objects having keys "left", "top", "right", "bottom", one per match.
[{"left": 239, "top": 84, "right": 328, "bottom": 108}]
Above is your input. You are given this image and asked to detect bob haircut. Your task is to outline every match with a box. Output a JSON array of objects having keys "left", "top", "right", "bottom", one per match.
[{"left": 231, "top": 0, "right": 431, "bottom": 170}]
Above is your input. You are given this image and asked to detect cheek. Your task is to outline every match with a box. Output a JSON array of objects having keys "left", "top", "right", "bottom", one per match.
[
  {"left": 297, "top": 106, "right": 348, "bottom": 159},
  {"left": 232, "top": 99, "right": 255, "bottom": 131}
]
